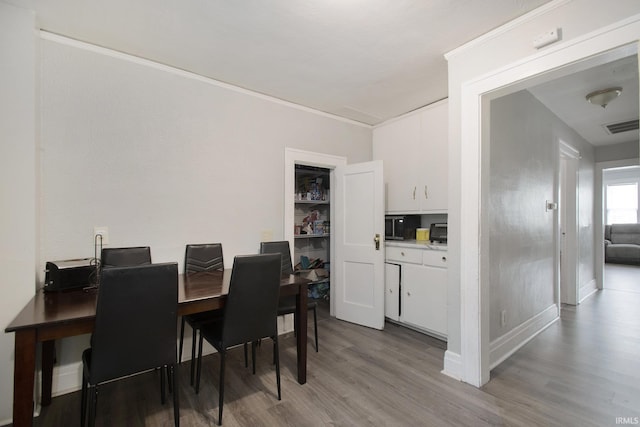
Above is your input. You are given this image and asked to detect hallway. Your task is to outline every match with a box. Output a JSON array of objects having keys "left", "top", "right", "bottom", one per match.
[{"left": 486, "top": 263, "right": 640, "bottom": 425}]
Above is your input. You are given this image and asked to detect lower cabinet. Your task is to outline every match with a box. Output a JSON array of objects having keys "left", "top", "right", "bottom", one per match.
[
  {"left": 384, "top": 245, "right": 447, "bottom": 339},
  {"left": 402, "top": 264, "right": 447, "bottom": 336},
  {"left": 384, "top": 262, "right": 401, "bottom": 321}
]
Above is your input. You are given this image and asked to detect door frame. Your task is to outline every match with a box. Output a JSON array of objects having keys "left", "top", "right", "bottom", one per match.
[
  {"left": 458, "top": 16, "right": 640, "bottom": 387},
  {"left": 284, "top": 148, "right": 346, "bottom": 316},
  {"left": 595, "top": 159, "right": 640, "bottom": 290},
  {"left": 558, "top": 140, "right": 580, "bottom": 306}
]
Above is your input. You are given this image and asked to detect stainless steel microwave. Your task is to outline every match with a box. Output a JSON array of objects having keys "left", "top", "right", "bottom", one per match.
[{"left": 385, "top": 215, "right": 420, "bottom": 240}]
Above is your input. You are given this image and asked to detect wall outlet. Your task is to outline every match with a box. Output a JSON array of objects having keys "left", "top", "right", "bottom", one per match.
[
  {"left": 261, "top": 229, "right": 273, "bottom": 242},
  {"left": 500, "top": 310, "right": 507, "bottom": 327},
  {"left": 93, "top": 226, "right": 109, "bottom": 245}
]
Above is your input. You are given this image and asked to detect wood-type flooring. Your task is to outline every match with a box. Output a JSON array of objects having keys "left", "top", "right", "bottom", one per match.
[{"left": 31, "top": 264, "right": 640, "bottom": 426}]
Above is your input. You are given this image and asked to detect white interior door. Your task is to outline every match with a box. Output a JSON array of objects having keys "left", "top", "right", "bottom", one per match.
[
  {"left": 559, "top": 142, "right": 579, "bottom": 305},
  {"left": 334, "top": 160, "right": 385, "bottom": 330}
]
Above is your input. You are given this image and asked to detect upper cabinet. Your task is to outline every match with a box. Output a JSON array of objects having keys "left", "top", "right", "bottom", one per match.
[{"left": 373, "top": 99, "right": 448, "bottom": 214}]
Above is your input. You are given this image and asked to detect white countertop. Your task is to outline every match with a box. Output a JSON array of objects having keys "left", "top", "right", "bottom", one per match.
[{"left": 385, "top": 240, "right": 447, "bottom": 251}]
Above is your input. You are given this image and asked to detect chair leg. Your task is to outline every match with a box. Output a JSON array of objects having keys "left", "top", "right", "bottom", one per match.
[
  {"left": 244, "top": 342, "right": 248, "bottom": 368},
  {"left": 161, "top": 365, "right": 166, "bottom": 404},
  {"left": 190, "top": 326, "right": 197, "bottom": 386},
  {"left": 313, "top": 306, "right": 318, "bottom": 352},
  {"left": 218, "top": 351, "right": 226, "bottom": 426},
  {"left": 80, "top": 371, "right": 87, "bottom": 427},
  {"left": 195, "top": 333, "right": 204, "bottom": 394},
  {"left": 88, "top": 386, "right": 98, "bottom": 427},
  {"left": 273, "top": 335, "right": 281, "bottom": 400},
  {"left": 167, "top": 365, "right": 173, "bottom": 394},
  {"left": 179, "top": 317, "right": 186, "bottom": 364},
  {"left": 252, "top": 340, "right": 257, "bottom": 375},
  {"left": 171, "top": 364, "right": 180, "bottom": 427}
]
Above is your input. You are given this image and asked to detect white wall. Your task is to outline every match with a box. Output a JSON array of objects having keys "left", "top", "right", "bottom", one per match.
[
  {"left": 1, "top": 26, "right": 372, "bottom": 418},
  {"left": 596, "top": 141, "right": 639, "bottom": 163},
  {"left": 39, "top": 34, "right": 372, "bottom": 387},
  {"left": 444, "top": 0, "right": 640, "bottom": 382},
  {"left": 0, "top": 3, "right": 38, "bottom": 425},
  {"left": 488, "top": 90, "right": 595, "bottom": 343}
]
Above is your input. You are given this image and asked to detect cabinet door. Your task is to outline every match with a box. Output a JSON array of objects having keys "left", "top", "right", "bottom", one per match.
[
  {"left": 373, "top": 113, "right": 421, "bottom": 213},
  {"left": 418, "top": 100, "right": 448, "bottom": 212},
  {"left": 384, "top": 263, "right": 400, "bottom": 321},
  {"left": 402, "top": 263, "right": 447, "bottom": 336}
]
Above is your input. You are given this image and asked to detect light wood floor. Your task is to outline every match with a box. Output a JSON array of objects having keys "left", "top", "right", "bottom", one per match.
[{"left": 33, "top": 267, "right": 640, "bottom": 427}]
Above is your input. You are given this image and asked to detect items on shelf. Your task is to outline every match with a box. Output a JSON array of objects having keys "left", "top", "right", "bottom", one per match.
[
  {"left": 295, "top": 255, "right": 330, "bottom": 301},
  {"left": 295, "top": 209, "right": 330, "bottom": 236},
  {"left": 296, "top": 176, "right": 328, "bottom": 201}
]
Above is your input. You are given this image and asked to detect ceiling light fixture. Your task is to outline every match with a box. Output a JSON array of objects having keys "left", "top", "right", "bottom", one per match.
[{"left": 586, "top": 87, "right": 622, "bottom": 108}]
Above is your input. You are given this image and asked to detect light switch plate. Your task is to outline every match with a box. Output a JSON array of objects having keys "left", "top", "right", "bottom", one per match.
[{"left": 261, "top": 229, "right": 273, "bottom": 242}]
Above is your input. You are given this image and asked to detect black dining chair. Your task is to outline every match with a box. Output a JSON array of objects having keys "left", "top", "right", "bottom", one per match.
[
  {"left": 180, "top": 243, "right": 225, "bottom": 386},
  {"left": 80, "top": 263, "right": 180, "bottom": 427},
  {"left": 194, "top": 253, "right": 282, "bottom": 425},
  {"left": 100, "top": 246, "right": 152, "bottom": 268},
  {"left": 260, "top": 241, "right": 318, "bottom": 352}
]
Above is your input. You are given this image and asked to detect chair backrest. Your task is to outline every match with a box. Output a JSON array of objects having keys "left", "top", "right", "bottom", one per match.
[
  {"left": 259, "top": 241, "right": 293, "bottom": 275},
  {"left": 184, "top": 243, "right": 224, "bottom": 274},
  {"left": 101, "top": 246, "right": 152, "bottom": 268},
  {"left": 221, "top": 254, "right": 282, "bottom": 348},
  {"left": 90, "top": 263, "right": 178, "bottom": 384}
]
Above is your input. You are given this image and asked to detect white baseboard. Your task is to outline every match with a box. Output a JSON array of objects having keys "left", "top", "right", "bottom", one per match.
[
  {"left": 579, "top": 279, "right": 598, "bottom": 303},
  {"left": 489, "top": 304, "right": 558, "bottom": 370},
  {"left": 45, "top": 322, "right": 296, "bottom": 400},
  {"left": 49, "top": 362, "right": 82, "bottom": 397},
  {"left": 442, "top": 350, "right": 462, "bottom": 380}
]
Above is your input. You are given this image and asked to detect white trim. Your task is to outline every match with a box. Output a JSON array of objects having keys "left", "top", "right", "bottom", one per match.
[
  {"left": 579, "top": 279, "right": 598, "bottom": 303},
  {"left": 558, "top": 139, "right": 580, "bottom": 306},
  {"left": 489, "top": 304, "right": 559, "bottom": 370},
  {"left": 459, "top": 15, "right": 640, "bottom": 387},
  {"left": 442, "top": 350, "right": 462, "bottom": 380},
  {"left": 595, "top": 158, "right": 640, "bottom": 289},
  {"left": 49, "top": 362, "right": 82, "bottom": 397},
  {"left": 39, "top": 31, "right": 371, "bottom": 129},
  {"left": 445, "top": 0, "right": 571, "bottom": 60},
  {"left": 372, "top": 98, "right": 448, "bottom": 129},
  {"left": 559, "top": 140, "right": 580, "bottom": 159},
  {"left": 284, "top": 148, "right": 346, "bottom": 317}
]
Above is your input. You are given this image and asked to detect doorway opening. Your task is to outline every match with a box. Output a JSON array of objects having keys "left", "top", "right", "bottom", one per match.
[
  {"left": 458, "top": 20, "right": 640, "bottom": 385},
  {"left": 284, "top": 148, "right": 346, "bottom": 318}
]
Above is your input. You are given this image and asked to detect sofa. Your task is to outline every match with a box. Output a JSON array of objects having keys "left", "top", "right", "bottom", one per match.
[{"left": 604, "top": 224, "right": 640, "bottom": 265}]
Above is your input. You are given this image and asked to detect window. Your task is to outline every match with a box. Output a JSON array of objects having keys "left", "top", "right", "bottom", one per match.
[{"left": 606, "top": 183, "right": 638, "bottom": 225}]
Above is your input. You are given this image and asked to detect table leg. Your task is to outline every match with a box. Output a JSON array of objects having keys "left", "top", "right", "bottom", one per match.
[
  {"left": 296, "top": 283, "right": 307, "bottom": 384},
  {"left": 13, "top": 329, "right": 36, "bottom": 427},
  {"left": 41, "top": 340, "right": 55, "bottom": 406}
]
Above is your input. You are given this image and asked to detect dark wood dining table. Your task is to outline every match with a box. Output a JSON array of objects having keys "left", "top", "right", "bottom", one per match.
[{"left": 5, "top": 269, "right": 310, "bottom": 427}]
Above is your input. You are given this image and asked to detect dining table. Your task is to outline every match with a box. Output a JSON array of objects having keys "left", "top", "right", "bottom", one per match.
[{"left": 4, "top": 269, "right": 311, "bottom": 427}]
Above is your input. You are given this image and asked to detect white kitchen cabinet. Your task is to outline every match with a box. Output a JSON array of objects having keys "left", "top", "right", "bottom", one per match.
[
  {"left": 418, "top": 100, "right": 448, "bottom": 212},
  {"left": 373, "top": 111, "right": 421, "bottom": 213},
  {"left": 384, "top": 263, "right": 400, "bottom": 321},
  {"left": 402, "top": 263, "right": 447, "bottom": 336},
  {"left": 373, "top": 99, "right": 448, "bottom": 213},
  {"left": 384, "top": 243, "right": 448, "bottom": 339}
]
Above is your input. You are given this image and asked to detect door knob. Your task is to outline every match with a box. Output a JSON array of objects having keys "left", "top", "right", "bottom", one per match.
[{"left": 374, "top": 234, "right": 381, "bottom": 250}]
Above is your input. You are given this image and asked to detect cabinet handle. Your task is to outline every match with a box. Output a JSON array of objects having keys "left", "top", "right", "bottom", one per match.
[
  {"left": 442, "top": 256, "right": 447, "bottom": 262},
  {"left": 400, "top": 251, "right": 405, "bottom": 256},
  {"left": 412, "top": 186, "right": 416, "bottom": 200},
  {"left": 424, "top": 185, "right": 428, "bottom": 199},
  {"left": 389, "top": 289, "right": 393, "bottom": 294},
  {"left": 407, "top": 292, "right": 411, "bottom": 296}
]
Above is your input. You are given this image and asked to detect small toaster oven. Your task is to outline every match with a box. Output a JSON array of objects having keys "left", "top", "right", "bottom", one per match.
[{"left": 429, "top": 223, "right": 448, "bottom": 243}]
